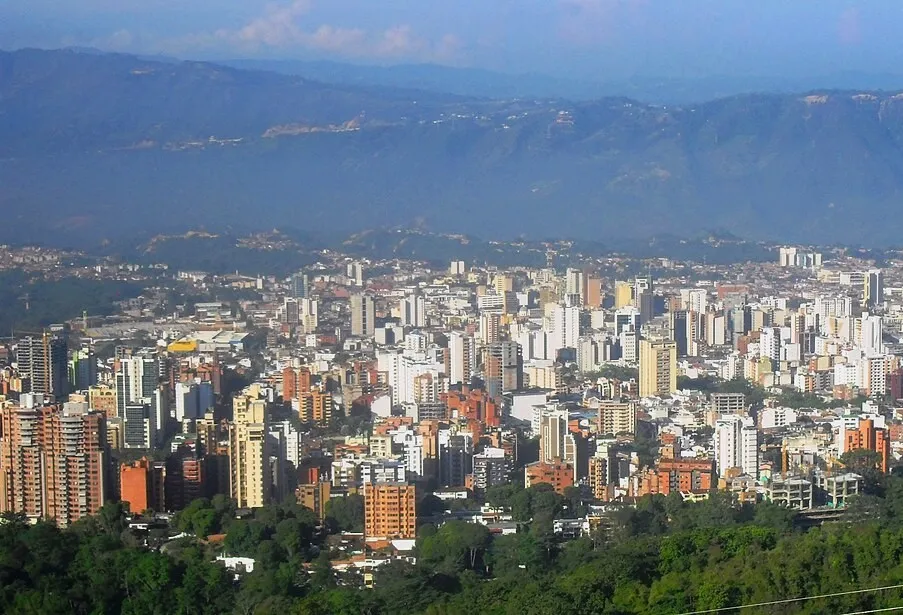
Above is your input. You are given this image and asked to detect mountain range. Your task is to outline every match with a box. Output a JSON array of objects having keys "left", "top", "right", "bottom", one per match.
[{"left": 3, "top": 48, "right": 903, "bottom": 247}]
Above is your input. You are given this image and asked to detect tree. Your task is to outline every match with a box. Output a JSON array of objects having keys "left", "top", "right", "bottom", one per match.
[
  {"left": 841, "top": 449, "right": 886, "bottom": 496},
  {"left": 324, "top": 495, "right": 364, "bottom": 532},
  {"left": 418, "top": 521, "right": 491, "bottom": 575}
]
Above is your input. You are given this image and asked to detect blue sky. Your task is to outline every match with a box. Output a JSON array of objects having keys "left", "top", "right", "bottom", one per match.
[{"left": 3, "top": 0, "right": 903, "bottom": 79}]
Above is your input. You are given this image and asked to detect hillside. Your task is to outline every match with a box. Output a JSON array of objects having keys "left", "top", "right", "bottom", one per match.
[{"left": 3, "top": 49, "right": 903, "bottom": 245}]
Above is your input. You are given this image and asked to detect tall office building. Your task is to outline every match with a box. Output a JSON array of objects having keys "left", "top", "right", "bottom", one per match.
[
  {"left": 347, "top": 262, "right": 364, "bottom": 286},
  {"left": 614, "top": 281, "right": 633, "bottom": 309},
  {"left": 448, "top": 331, "right": 476, "bottom": 386},
  {"left": 680, "top": 289, "right": 708, "bottom": 315},
  {"left": 485, "top": 341, "right": 523, "bottom": 402},
  {"left": 350, "top": 293, "right": 376, "bottom": 338},
  {"left": 229, "top": 394, "right": 271, "bottom": 509},
  {"left": 115, "top": 354, "right": 159, "bottom": 418},
  {"left": 472, "top": 449, "right": 509, "bottom": 492},
  {"left": 0, "top": 404, "right": 107, "bottom": 527},
  {"left": 639, "top": 339, "right": 677, "bottom": 397},
  {"left": 864, "top": 269, "right": 884, "bottom": 308},
  {"left": 760, "top": 327, "right": 782, "bottom": 363},
  {"left": 290, "top": 272, "right": 309, "bottom": 299},
  {"left": 69, "top": 348, "right": 97, "bottom": 391},
  {"left": 670, "top": 310, "right": 689, "bottom": 357},
  {"left": 714, "top": 414, "right": 758, "bottom": 476},
  {"left": 175, "top": 382, "right": 200, "bottom": 422},
  {"left": 123, "top": 402, "right": 156, "bottom": 449},
  {"left": 550, "top": 305, "right": 580, "bottom": 354},
  {"left": 364, "top": 482, "right": 417, "bottom": 540},
  {"left": 859, "top": 313, "right": 884, "bottom": 355},
  {"left": 494, "top": 273, "right": 514, "bottom": 295},
  {"left": 565, "top": 269, "right": 584, "bottom": 304},
  {"left": 634, "top": 276, "right": 654, "bottom": 323},
  {"left": 480, "top": 312, "right": 501, "bottom": 345},
  {"left": 539, "top": 407, "right": 569, "bottom": 463},
  {"left": 615, "top": 307, "right": 641, "bottom": 335},
  {"left": 400, "top": 290, "right": 426, "bottom": 328},
  {"left": 584, "top": 276, "right": 603, "bottom": 308},
  {"left": 16, "top": 334, "right": 68, "bottom": 398}
]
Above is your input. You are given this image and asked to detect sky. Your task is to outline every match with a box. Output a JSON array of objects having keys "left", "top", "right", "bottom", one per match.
[{"left": 3, "top": 0, "right": 903, "bottom": 79}]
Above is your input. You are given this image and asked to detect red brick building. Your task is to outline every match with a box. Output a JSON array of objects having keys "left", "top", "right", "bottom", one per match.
[
  {"left": 443, "top": 388, "right": 500, "bottom": 427},
  {"left": 120, "top": 457, "right": 165, "bottom": 514},
  {"left": 844, "top": 418, "right": 890, "bottom": 473},
  {"left": 524, "top": 461, "right": 574, "bottom": 494},
  {"left": 0, "top": 405, "right": 107, "bottom": 526}
]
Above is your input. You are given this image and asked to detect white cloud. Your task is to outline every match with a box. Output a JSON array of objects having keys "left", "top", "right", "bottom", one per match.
[{"left": 189, "top": 0, "right": 461, "bottom": 61}]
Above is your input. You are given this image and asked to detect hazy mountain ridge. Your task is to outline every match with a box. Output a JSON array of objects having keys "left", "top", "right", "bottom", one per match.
[
  {"left": 222, "top": 58, "right": 903, "bottom": 105},
  {"left": 4, "top": 49, "right": 903, "bottom": 245}
]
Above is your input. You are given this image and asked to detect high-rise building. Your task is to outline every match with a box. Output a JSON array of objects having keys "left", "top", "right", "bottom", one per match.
[
  {"left": 484, "top": 342, "right": 523, "bottom": 402},
  {"left": 614, "top": 281, "right": 633, "bottom": 309},
  {"left": 479, "top": 312, "right": 501, "bottom": 345},
  {"left": 494, "top": 273, "right": 514, "bottom": 295},
  {"left": 283, "top": 366, "right": 312, "bottom": 401},
  {"left": 123, "top": 402, "right": 155, "bottom": 449},
  {"left": 229, "top": 394, "right": 271, "bottom": 509},
  {"left": 841, "top": 418, "right": 890, "bottom": 473},
  {"left": 69, "top": 348, "right": 97, "bottom": 391},
  {"left": 859, "top": 313, "right": 884, "bottom": 355},
  {"left": 584, "top": 276, "right": 603, "bottom": 308},
  {"left": 448, "top": 331, "right": 476, "bottom": 386},
  {"left": 120, "top": 457, "right": 165, "bottom": 514},
  {"left": 550, "top": 305, "right": 580, "bottom": 356},
  {"left": 588, "top": 455, "right": 609, "bottom": 501},
  {"left": 16, "top": 334, "right": 68, "bottom": 398},
  {"left": 88, "top": 385, "right": 118, "bottom": 418},
  {"left": 290, "top": 272, "right": 309, "bottom": 298},
  {"left": 115, "top": 354, "right": 160, "bottom": 419},
  {"left": 680, "top": 289, "right": 708, "bottom": 315},
  {"left": 634, "top": 276, "right": 654, "bottom": 323},
  {"left": 347, "top": 262, "right": 364, "bottom": 286},
  {"left": 297, "top": 482, "right": 331, "bottom": 521},
  {"left": 297, "top": 388, "right": 333, "bottom": 426},
  {"left": 671, "top": 310, "right": 689, "bottom": 357},
  {"left": 760, "top": 327, "right": 782, "bottom": 364},
  {"left": 165, "top": 445, "right": 205, "bottom": 511},
  {"left": 350, "top": 293, "right": 376, "bottom": 338},
  {"left": 639, "top": 339, "right": 677, "bottom": 397},
  {"left": 175, "top": 382, "right": 200, "bottom": 422},
  {"left": 0, "top": 404, "right": 107, "bottom": 527},
  {"left": 615, "top": 307, "right": 641, "bottom": 335},
  {"left": 565, "top": 269, "right": 584, "bottom": 304},
  {"left": 440, "top": 435, "right": 471, "bottom": 487},
  {"left": 524, "top": 460, "right": 574, "bottom": 494},
  {"left": 472, "top": 448, "right": 509, "bottom": 492},
  {"left": 364, "top": 482, "right": 417, "bottom": 540},
  {"left": 400, "top": 290, "right": 426, "bottom": 328},
  {"left": 597, "top": 401, "right": 637, "bottom": 436},
  {"left": 539, "top": 407, "right": 569, "bottom": 463},
  {"left": 864, "top": 269, "right": 884, "bottom": 308},
  {"left": 714, "top": 414, "right": 758, "bottom": 476}
]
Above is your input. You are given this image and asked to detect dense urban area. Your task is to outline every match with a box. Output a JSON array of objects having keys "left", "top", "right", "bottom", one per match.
[{"left": 4, "top": 239, "right": 903, "bottom": 614}]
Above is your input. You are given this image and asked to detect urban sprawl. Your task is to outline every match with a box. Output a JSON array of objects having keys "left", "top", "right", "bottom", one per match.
[{"left": 0, "top": 242, "right": 899, "bottom": 584}]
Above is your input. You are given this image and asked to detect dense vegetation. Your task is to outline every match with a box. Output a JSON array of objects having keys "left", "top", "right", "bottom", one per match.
[
  {"left": 7, "top": 478, "right": 903, "bottom": 614},
  {"left": 0, "top": 272, "right": 144, "bottom": 334}
]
